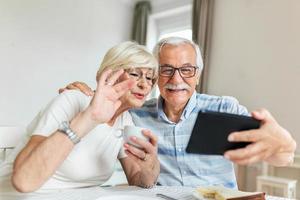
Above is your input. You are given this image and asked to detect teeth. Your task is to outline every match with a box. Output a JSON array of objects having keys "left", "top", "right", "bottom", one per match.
[{"left": 168, "top": 89, "right": 184, "bottom": 91}]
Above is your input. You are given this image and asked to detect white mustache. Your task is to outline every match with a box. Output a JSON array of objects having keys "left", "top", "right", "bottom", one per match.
[{"left": 164, "top": 83, "right": 190, "bottom": 90}]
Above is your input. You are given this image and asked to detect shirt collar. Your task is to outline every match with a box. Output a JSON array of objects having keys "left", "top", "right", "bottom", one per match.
[
  {"left": 182, "top": 91, "right": 197, "bottom": 120},
  {"left": 157, "top": 95, "right": 171, "bottom": 123}
]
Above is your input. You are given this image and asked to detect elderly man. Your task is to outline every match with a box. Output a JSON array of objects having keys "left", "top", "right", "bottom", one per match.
[{"left": 61, "top": 37, "right": 296, "bottom": 188}]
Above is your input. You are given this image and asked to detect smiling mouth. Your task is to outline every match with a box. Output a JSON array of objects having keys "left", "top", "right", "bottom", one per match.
[{"left": 166, "top": 89, "right": 187, "bottom": 93}]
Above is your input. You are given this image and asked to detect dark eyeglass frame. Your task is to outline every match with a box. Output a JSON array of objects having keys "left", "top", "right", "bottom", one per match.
[{"left": 159, "top": 64, "right": 198, "bottom": 78}]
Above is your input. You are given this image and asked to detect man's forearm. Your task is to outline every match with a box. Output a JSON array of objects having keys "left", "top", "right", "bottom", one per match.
[
  {"left": 129, "top": 170, "right": 158, "bottom": 187},
  {"left": 129, "top": 160, "right": 160, "bottom": 188}
]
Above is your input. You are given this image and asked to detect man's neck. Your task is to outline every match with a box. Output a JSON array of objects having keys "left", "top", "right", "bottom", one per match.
[{"left": 163, "top": 101, "right": 187, "bottom": 123}]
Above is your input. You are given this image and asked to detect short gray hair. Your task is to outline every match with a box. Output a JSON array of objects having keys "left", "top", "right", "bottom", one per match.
[{"left": 152, "top": 37, "right": 203, "bottom": 71}]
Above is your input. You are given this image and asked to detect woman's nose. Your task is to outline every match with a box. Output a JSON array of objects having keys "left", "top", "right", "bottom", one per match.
[{"left": 137, "top": 78, "right": 147, "bottom": 88}]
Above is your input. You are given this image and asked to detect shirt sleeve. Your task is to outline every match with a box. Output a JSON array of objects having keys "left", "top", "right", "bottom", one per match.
[
  {"left": 219, "top": 96, "right": 250, "bottom": 116},
  {"left": 28, "top": 90, "right": 87, "bottom": 137},
  {"left": 117, "top": 147, "right": 127, "bottom": 159}
]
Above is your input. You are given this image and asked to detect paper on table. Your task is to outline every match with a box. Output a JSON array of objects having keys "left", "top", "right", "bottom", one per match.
[
  {"left": 95, "top": 195, "right": 158, "bottom": 200},
  {"left": 101, "top": 186, "right": 195, "bottom": 200},
  {"left": 0, "top": 186, "right": 194, "bottom": 200}
]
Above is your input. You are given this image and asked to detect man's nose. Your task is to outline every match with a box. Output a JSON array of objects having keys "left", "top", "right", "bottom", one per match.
[{"left": 169, "top": 69, "right": 183, "bottom": 82}]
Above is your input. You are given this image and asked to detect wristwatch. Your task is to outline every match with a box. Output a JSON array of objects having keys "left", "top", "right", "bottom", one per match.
[{"left": 58, "top": 121, "right": 81, "bottom": 144}]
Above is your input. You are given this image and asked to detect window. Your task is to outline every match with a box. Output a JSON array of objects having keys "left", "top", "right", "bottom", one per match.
[{"left": 159, "top": 29, "right": 192, "bottom": 41}]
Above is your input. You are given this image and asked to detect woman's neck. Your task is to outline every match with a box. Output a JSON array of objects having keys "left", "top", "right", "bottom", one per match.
[{"left": 107, "top": 104, "right": 130, "bottom": 126}]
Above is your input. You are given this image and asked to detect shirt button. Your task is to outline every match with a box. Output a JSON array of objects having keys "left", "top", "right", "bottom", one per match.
[{"left": 178, "top": 148, "right": 182, "bottom": 152}]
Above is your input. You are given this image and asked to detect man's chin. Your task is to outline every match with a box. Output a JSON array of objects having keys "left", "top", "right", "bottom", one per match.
[{"left": 162, "top": 90, "right": 191, "bottom": 105}]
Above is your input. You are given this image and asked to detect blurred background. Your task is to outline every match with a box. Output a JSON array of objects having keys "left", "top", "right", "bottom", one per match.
[{"left": 0, "top": 0, "right": 299, "bottom": 198}]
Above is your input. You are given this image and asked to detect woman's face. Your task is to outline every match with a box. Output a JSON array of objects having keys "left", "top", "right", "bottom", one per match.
[{"left": 118, "top": 67, "right": 155, "bottom": 109}]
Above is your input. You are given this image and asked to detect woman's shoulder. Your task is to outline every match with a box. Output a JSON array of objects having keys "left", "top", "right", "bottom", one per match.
[
  {"left": 49, "top": 90, "right": 91, "bottom": 112},
  {"left": 59, "top": 90, "right": 90, "bottom": 103}
]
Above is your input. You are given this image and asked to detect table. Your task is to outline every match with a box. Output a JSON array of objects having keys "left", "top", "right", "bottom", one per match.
[{"left": 0, "top": 186, "right": 294, "bottom": 200}]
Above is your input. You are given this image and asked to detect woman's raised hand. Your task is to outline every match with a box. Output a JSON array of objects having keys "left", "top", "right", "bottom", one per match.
[{"left": 86, "top": 69, "right": 135, "bottom": 124}]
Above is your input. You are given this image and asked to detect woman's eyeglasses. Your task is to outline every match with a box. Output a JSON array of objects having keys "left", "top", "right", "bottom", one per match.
[{"left": 125, "top": 68, "right": 155, "bottom": 86}]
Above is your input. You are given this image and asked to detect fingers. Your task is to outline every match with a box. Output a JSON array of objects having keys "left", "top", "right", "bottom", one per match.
[
  {"left": 58, "top": 88, "right": 65, "bottom": 94},
  {"left": 251, "top": 110, "right": 264, "bottom": 120},
  {"left": 106, "top": 69, "right": 125, "bottom": 85},
  {"left": 59, "top": 82, "right": 94, "bottom": 96},
  {"left": 251, "top": 108, "right": 275, "bottom": 123},
  {"left": 73, "top": 81, "right": 94, "bottom": 96},
  {"left": 124, "top": 130, "right": 157, "bottom": 156},
  {"left": 224, "top": 142, "right": 267, "bottom": 161},
  {"left": 125, "top": 150, "right": 140, "bottom": 162},
  {"left": 124, "top": 143, "right": 146, "bottom": 159},
  {"left": 228, "top": 129, "right": 264, "bottom": 143},
  {"left": 129, "top": 134, "right": 156, "bottom": 154},
  {"left": 229, "top": 150, "right": 268, "bottom": 165},
  {"left": 113, "top": 79, "right": 136, "bottom": 98},
  {"left": 97, "top": 69, "right": 135, "bottom": 99},
  {"left": 66, "top": 83, "right": 79, "bottom": 90},
  {"left": 98, "top": 69, "right": 124, "bottom": 87},
  {"left": 98, "top": 69, "right": 113, "bottom": 86},
  {"left": 142, "top": 130, "right": 158, "bottom": 147}
]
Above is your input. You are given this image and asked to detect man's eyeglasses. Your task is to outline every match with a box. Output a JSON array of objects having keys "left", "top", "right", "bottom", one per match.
[
  {"left": 159, "top": 65, "right": 198, "bottom": 78},
  {"left": 125, "top": 68, "right": 155, "bottom": 86}
]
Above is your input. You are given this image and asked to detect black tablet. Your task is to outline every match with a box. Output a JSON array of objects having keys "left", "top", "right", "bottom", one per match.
[{"left": 186, "top": 111, "right": 260, "bottom": 155}]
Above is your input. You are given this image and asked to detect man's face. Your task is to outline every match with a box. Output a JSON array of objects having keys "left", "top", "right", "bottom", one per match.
[{"left": 158, "top": 43, "right": 200, "bottom": 108}]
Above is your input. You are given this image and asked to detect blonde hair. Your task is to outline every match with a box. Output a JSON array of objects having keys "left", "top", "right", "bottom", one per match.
[{"left": 96, "top": 41, "right": 158, "bottom": 82}]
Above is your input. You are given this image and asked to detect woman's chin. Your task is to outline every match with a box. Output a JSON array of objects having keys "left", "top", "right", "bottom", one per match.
[{"left": 129, "top": 100, "right": 145, "bottom": 108}]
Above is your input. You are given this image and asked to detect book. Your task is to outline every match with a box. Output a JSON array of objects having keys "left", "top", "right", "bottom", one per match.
[{"left": 195, "top": 186, "right": 265, "bottom": 200}]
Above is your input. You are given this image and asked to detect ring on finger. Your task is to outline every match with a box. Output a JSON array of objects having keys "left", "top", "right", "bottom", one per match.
[
  {"left": 142, "top": 153, "right": 148, "bottom": 161},
  {"left": 105, "top": 81, "right": 113, "bottom": 86}
]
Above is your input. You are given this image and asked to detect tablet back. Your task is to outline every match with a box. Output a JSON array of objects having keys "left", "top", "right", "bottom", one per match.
[{"left": 186, "top": 111, "right": 260, "bottom": 155}]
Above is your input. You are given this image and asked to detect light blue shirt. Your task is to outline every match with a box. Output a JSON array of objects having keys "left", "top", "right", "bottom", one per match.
[{"left": 129, "top": 92, "right": 248, "bottom": 188}]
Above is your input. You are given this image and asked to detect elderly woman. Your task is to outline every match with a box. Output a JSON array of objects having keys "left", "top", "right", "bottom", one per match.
[{"left": 0, "top": 41, "right": 160, "bottom": 194}]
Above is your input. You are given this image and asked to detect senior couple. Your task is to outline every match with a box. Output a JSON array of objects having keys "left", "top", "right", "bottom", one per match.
[{"left": 0, "top": 37, "right": 296, "bottom": 194}]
